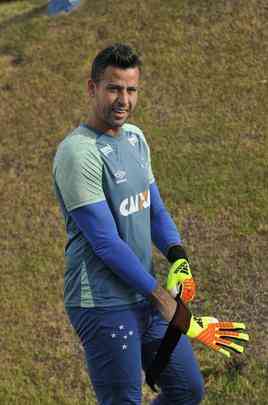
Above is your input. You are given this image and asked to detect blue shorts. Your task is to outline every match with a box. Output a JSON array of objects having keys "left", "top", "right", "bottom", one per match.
[{"left": 66, "top": 300, "right": 204, "bottom": 405}]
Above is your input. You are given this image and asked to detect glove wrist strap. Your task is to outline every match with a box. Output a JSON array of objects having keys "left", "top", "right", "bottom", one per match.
[
  {"left": 167, "top": 245, "right": 188, "bottom": 263},
  {"left": 170, "top": 297, "right": 192, "bottom": 334}
]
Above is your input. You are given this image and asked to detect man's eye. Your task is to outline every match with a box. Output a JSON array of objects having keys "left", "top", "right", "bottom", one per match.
[{"left": 107, "top": 86, "right": 119, "bottom": 92}]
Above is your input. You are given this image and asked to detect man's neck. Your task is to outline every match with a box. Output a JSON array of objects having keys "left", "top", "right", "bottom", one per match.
[{"left": 87, "top": 117, "right": 121, "bottom": 137}]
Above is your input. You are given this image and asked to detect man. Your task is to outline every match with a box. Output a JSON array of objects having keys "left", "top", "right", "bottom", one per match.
[
  {"left": 48, "top": 0, "right": 80, "bottom": 16},
  {"left": 53, "top": 44, "right": 248, "bottom": 404}
]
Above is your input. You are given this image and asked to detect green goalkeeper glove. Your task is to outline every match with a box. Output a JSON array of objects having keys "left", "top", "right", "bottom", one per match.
[
  {"left": 166, "top": 259, "right": 196, "bottom": 303},
  {"left": 145, "top": 296, "right": 249, "bottom": 391},
  {"left": 170, "top": 297, "right": 249, "bottom": 358},
  {"left": 166, "top": 245, "right": 196, "bottom": 303},
  {"left": 187, "top": 315, "right": 249, "bottom": 358}
]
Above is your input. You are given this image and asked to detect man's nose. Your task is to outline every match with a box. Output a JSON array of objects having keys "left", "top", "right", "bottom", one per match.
[{"left": 118, "top": 90, "right": 128, "bottom": 105}]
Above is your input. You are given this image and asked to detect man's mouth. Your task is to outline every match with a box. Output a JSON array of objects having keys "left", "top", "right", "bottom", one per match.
[{"left": 112, "top": 108, "right": 128, "bottom": 117}]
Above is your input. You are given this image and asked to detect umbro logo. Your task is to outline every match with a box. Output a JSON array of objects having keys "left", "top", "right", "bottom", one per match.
[
  {"left": 100, "top": 144, "right": 113, "bottom": 156},
  {"left": 114, "top": 170, "right": 127, "bottom": 184}
]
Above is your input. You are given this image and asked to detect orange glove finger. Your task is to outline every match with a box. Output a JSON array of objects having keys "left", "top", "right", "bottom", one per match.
[
  {"left": 181, "top": 278, "right": 196, "bottom": 303},
  {"left": 217, "top": 321, "right": 246, "bottom": 331}
]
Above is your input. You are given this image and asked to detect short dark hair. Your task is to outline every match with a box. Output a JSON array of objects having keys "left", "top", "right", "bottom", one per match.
[{"left": 91, "top": 43, "right": 142, "bottom": 82}]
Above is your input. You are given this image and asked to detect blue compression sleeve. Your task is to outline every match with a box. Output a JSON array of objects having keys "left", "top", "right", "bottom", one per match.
[
  {"left": 70, "top": 202, "right": 157, "bottom": 297},
  {"left": 150, "top": 182, "right": 181, "bottom": 255}
]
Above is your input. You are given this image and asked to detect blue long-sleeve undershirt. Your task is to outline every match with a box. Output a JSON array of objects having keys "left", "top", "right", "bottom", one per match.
[
  {"left": 70, "top": 201, "right": 157, "bottom": 297},
  {"left": 70, "top": 182, "right": 181, "bottom": 297},
  {"left": 150, "top": 182, "right": 181, "bottom": 255}
]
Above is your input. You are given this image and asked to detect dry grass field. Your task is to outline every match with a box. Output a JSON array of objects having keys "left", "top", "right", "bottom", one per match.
[{"left": 0, "top": 1, "right": 267, "bottom": 403}]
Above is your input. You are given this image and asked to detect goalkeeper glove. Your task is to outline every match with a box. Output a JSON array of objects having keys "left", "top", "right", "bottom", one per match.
[
  {"left": 187, "top": 315, "right": 249, "bottom": 358},
  {"left": 171, "top": 297, "right": 249, "bottom": 358},
  {"left": 145, "top": 297, "right": 249, "bottom": 391},
  {"left": 166, "top": 245, "right": 196, "bottom": 303}
]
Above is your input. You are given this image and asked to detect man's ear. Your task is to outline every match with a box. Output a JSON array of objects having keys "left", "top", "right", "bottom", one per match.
[{"left": 88, "top": 79, "right": 96, "bottom": 97}]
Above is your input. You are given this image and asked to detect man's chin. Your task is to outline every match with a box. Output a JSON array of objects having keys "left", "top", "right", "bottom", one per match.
[{"left": 109, "top": 116, "right": 128, "bottom": 128}]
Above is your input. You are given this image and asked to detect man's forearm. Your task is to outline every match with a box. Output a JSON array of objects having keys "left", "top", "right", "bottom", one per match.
[
  {"left": 150, "top": 182, "right": 181, "bottom": 256},
  {"left": 149, "top": 282, "right": 192, "bottom": 334},
  {"left": 149, "top": 282, "right": 177, "bottom": 321}
]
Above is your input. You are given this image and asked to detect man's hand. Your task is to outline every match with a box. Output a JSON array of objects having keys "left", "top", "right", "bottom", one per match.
[
  {"left": 149, "top": 286, "right": 249, "bottom": 360},
  {"left": 146, "top": 293, "right": 249, "bottom": 391},
  {"left": 186, "top": 316, "right": 249, "bottom": 358},
  {"left": 166, "top": 258, "right": 196, "bottom": 303}
]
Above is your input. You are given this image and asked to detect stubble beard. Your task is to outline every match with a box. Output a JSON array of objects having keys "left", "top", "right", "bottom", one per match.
[{"left": 105, "top": 106, "right": 131, "bottom": 129}]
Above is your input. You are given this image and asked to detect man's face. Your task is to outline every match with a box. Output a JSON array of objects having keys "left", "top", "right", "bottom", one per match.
[{"left": 88, "top": 65, "right": 140, "bottom": 134}]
